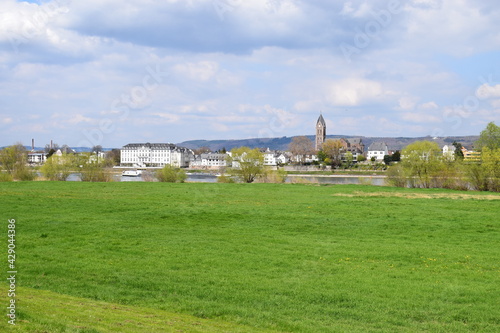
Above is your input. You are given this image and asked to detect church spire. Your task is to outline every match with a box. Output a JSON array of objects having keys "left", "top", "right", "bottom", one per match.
[
  {"left": 317, "top": 113, "right": 326, "bottom": 127},
  {"left": 315, "top": 113, "right": 326, "bottom": 151}
]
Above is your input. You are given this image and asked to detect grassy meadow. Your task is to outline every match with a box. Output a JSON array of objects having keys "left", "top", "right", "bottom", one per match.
[{"left": 1, "top": 182, "right": 499, "bottom": 332}]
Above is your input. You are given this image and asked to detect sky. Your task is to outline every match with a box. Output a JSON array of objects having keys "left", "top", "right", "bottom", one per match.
[{"left": 1, "top": 0, "right": 500, "bottom": 148}]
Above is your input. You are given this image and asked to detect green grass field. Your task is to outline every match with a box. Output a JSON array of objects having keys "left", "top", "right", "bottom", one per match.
[{"left": 1, "top": 182, "right": 499, "bottom": 332}]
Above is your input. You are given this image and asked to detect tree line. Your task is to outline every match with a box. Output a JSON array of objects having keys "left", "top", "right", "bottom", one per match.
[
  {"left": 387, "top": 122, "right": 500, "bottom": 192},
  {"left": 0, "top": 145, "right": 119, "bottom": 182},
  {"left": 1, "top": 122, "right": 499, "bottom": 190}
]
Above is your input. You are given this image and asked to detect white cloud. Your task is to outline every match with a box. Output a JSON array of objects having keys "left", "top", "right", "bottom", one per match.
[
  {"left": 490, "top": 99, "right": 500, "bottom": 108},
  {"left": 410, "top": 0, "right": 443, "bottom": 10},
  {"left": 397, "top": 96, "right": 419, "bottom": 111},
  {"left": 67, "top": 114, "right": 92, "bottom": 124},
  {"left": 402, "top": 112, "right": 441, "bottom": 123},
  {"left": 149, "top": 113, "right": 181, "bottom": 123},
  {"left": 211, "top": 122, "right": 229, "bottom": 132},
  {"left": 476, "top": 84, "right": 500, "bottom": 99},
  {"left": 172, "top": 61, "right": 219, "bottom": 82},
  {"left": 324, "top": 79, "right": 383, "bottom": 107},
  {"left": 339, "top": 1, "right": 372, "bottom": 18},
  {"left": 420, "top": 101, "right": 439, "bottom": 109},
  {"left": 1, "top": 0, "right": 500, "bottom": 146},
  {"left": 339, "top": 2, "right": 355, "bottom": 16},
  {"left": 401, "top": 0, "right": 500, "bottom": 56}
]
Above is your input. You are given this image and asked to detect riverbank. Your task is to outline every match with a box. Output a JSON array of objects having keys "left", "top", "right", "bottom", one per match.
[{"left": 287, "top": 174, "right": 386, "bottom": 178}]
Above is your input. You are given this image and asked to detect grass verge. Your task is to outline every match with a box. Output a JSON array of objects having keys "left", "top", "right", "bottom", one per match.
[
  {"left": 0, "top": 287, "right": 276, "bottom": 332},
  {"left": 0, "top": 182, "right": 499, "bottom": 332}
]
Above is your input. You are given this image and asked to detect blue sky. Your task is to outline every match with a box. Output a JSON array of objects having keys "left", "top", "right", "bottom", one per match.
[{"left": 1, "top": 0, "right": 500, "bottom": 148}]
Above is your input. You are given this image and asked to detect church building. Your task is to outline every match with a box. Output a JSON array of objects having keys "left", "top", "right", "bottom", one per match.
[{"left": 315, "top": 114, "right": 326, "bottom": 151}]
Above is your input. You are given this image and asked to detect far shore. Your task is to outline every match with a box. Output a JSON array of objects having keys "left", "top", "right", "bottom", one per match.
[{"left": 287, "top": 174, "right": 387, "bottom": 178}]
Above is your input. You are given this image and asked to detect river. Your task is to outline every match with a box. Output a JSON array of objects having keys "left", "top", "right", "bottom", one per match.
[{"left": 66, "top": 173, "right": 386, "bottom": 186}]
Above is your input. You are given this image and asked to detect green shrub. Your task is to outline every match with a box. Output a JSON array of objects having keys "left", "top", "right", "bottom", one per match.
[
  {"left": 41, "top": 155, "right": 76, "bottom": 181},
  {"left": 430, "top": 161, "right": 467, "bottom": 190},
  {"left": 157, "top": 165, "right": 187, "bottom": 183},
  {"left": 257, "top": 168, "right": 288, "bottom": 183},
  {"left": 0, "top": 171, "right": 13, "bottom": 182},
  {"left": 0, "top": 144, "right": 36, "bottom": 181},
  {"left": 481, "top": 148, "right": 500, "bottom": 192},
  {"left": 217, "top": 174, "right": 236, "bottom": 183},
  {"left": 13, "top": 168, "right": 37, "bottom": 181},
  {"left": 386, "top": 164, "right": 407, "bottom": 187},
  {"left": 80, "top": 163, "right": 113, "bottom": 182}
]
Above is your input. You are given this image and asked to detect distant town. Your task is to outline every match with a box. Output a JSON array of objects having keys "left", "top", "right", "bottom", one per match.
[{"left": 23, "top": 114, "right": 481, "bottom": 169}]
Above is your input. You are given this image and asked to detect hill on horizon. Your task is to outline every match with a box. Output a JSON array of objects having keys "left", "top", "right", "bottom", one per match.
[
  {"left": 177, "top": 135, "right": 480, "bottom": 152},
  {"left": 3, "top": 135, "right": 479, "bottom": 153}
]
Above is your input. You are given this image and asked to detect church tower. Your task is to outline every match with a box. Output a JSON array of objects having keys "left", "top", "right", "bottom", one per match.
[{"left": 315, "top": 114, "right": 326, "bottom": 151}]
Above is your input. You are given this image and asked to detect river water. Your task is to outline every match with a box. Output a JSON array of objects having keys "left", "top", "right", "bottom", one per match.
[
  {"left": 287, "top": 175, "right": 386, "bottom": 186},
  {"left": 66, "top": 173, "right": 386, "bottom": 186}
]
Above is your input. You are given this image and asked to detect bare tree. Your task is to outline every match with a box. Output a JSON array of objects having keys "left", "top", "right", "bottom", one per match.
[
  {"left": 60, "top": 144, "right": 73, "bottom": 154},
  {"left": 45, "top": 142, "right": 59, "bottom": 156},
  {"left": 105, "top": 149, "right": 121, "bottom": 166},
  {"left": 288, "top": 136, "right": 314, "bottom": 164},
  {"left": 322, "top": 139, "right": 344, "bottom": 167},
  {"left": 194, "top": 146, "right": 211, "bottom": 155},
  {"left": 92, "top": 145, "right": 103, "bottom": 153}
]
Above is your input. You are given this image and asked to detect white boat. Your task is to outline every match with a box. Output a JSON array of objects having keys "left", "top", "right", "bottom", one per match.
[{"left": 122, "top": 170, "right": 143, "bottom": 177}]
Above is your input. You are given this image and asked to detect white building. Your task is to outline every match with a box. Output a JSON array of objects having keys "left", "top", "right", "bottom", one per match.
[
  {"left": 263, "top": 149, "right": 289, "bottom": 166},
  {"left": 54, "top": 146, "right": 76, "bottom": 156},
  {"left": 120, "top": 143, "right": 193, "bottom": 168},
  {"left": 201, "top": 153, "right": 227, "bottom": 168},
  {"left": 304, "top": 154, "right": 319, "bottom": 164},
  {"left": 28, "top": 152, "right": 46, "bottom": 164},
  {"left": 367, "top": 142, "right": 389, "bottom": 161},
  {"left": 190, "top": 156, "right": 203, "bottom": 168},
  {"left": 442, "top": 145, "right": 455, "bottom": 160},
  {"left": 291, "top": 154, "right": 318, "bottom": 164}
]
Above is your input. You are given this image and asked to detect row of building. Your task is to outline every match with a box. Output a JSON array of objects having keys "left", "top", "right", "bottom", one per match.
[
  {"left": 27, "top": 146, "right": 87, "bottom": 164},
  {"left": 26, "top": 140, "right": 479, "bottom": 169},
  {"left": 25, "top": 115, "right": 479, "bottom": 168},
  {"left": 442, "top": 144, "right": 481, "bottom": 162},
  {"left": 118, "top": 141, "right": 391, "bottom": 169},
  {"left": 120, "top": 143, "right": 287, "bottom": 168},
  {"left": 119, "top": 141, "right": 479, "bottom": 169},
  {"left": 316, "top": 113, "right": 386, "bottom": 161}
]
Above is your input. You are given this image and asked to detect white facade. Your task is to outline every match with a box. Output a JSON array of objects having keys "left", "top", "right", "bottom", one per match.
[
  {"left": 304, "top": 154, "right": 319, "bottom": 164},
  {"left": 292, "top": 154, "right": 318, "bottom": 164},
  {"left": 442, "top": 145, "right": 455, "bottom": 160},
  {"left": 263, "top": 150, "right": 288, "bottom": 166},
  {"left": 367, "top": 142, "right": 389, "bottom": 161},
  {"left": 190, "top": 156, "right": 203, "bottom": 168},
  {"left": 28, "top": 152, "right": 46, "bottom": 164},
  {"left": 201, "top": 153, "right": 227, "bottom": 168},
  {"left": 120, "top": 143, "right": 193, "bottom": 167}
]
